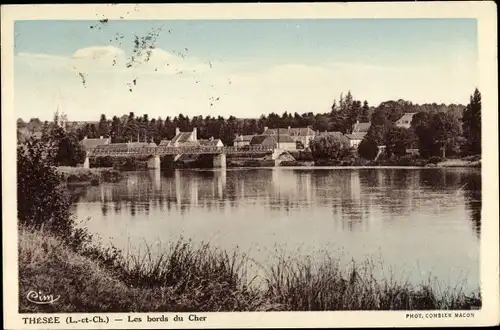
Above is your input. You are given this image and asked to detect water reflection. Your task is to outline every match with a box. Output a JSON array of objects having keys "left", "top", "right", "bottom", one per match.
[{"left": 70, "top": 168, "right": 481, "bottom": 238}]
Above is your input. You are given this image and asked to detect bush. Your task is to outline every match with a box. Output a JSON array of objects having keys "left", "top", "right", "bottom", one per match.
[
  {"left": 17, "top": 138, "right": 74, "bottom": 236},
  {"left": 113, "top": 158, "right": 147, "bottom": 171},
  {"left": 428, "top": 156, "right": 444, "bottom": 165},
  {"left": 90, "top": 156, "right": 114, "bottom": 168},
  {"left": 309, "top": 135, "right": 350, "bottom": 161},
  {"left": 358, "top": 138, "right": 379, "bottom": 160}
]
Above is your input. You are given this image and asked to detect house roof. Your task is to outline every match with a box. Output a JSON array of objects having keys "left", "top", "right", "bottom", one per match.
[
  {"left": 159, "top": 140, "right": 171, "bottom": 146},
  {"left": 234, "top": 135, "right": 255, "bottom": 142},
  {"left": 95, "top": 142, "right": 149, "bottom": 149},
  {"left": 171, "top": 131, "right": 195, "bottom": 144},
  {"left": 199, "top": 139, "right": 223, "bottom": 147},
  {"left": 345, "top": 132, "right": 367, "bottom": 140},
  {"left": 250, "top": 134, "right": 295, "bottom": 145},
  {"left": 32, "top": 131, "right": 43, "bottom": 139},
  {"left": 318, "top": 131, "right": 344, "bottom": 138},
  {"left": 396, "top": 113, "right": 416, "bottom": 123},
  {"left": 249, "top": 135, "right": 269, "bottom": 145},
  {"left": 264, "top": 127, "right": 315, "bottom": 136},
  {"left": 81, "top": 137, "right": 111, "bottom": 149},
  {"left": 353, "top": 122, "right": 371, "bottom": 133}
]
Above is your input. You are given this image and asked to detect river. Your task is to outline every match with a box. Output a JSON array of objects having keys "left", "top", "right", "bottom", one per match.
[{"left": 69, "top": 167, "right": 481, "bottom": 293}]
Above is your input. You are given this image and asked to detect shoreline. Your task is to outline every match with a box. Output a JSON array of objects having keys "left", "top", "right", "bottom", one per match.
[{"left": 56, "top": 167, "right": 123, "bottom": 185}]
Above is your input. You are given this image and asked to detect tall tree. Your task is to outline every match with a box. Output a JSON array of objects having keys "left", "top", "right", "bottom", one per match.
[
  {"left": 411, "top": 111, "right": 434, "bottom": 158},
  {"left": 462, "top": 88, "right": 481, "bottom": 155},
  {"left": 124, "top": 112, "right": 138, "bottom": 142},
  {"left": 360, "top": 100, "right": 370, "bottom": 122},
  {"left": 98, "top": 114, "right": 110, "bottom": 138},
  {"left": 430, "top": 112, "right": 461, "bottom": 158}
]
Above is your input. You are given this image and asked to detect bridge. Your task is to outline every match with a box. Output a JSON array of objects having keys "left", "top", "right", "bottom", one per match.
[{"left": 84, "top": 145, "right": 279, "bottom": 169}]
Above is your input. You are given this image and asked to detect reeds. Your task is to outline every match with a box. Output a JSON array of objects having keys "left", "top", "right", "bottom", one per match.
[{"left": 18, "top": 226, "right": 481, "bottom": 313}]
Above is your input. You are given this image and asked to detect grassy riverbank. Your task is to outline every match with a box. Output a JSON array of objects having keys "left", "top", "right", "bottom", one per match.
[
  {"left": 311, "top": 155, "right": 481, "bottom": 168},
  {"left": 19, "top": 226, "right": 481, "bottom": 313},
  {"left": 56, "top": 167, "right": 123, "bottom": 185}
]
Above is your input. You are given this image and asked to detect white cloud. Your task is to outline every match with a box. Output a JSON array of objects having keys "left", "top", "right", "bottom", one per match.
[
  {"left": 14, "top": 45, "right": 478, "bottom": 121},
  {"left": 72, "top": 45, "right": 125, "bottom": 60}
]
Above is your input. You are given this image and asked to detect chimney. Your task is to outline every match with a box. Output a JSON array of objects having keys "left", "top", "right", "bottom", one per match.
[
  {"left": 100, "top": 136, "right": 103, "bottom": 140},
  {"left": 210, "top": 136, "right": 214, "bottom": 141},
  {"left": 175, "top": 127, "right": 180, "bottom": 136},
  {"left": 264, "top": 126, "right": 268, "bottom": 132},
  {"left": 192, "top": 127, "right": 197, "bottom": 141},
  {"left": 288, "top": 126, "right": 291, "bottom": 131},
  {"left": 356, "top": 120, "right": 360, "bottom": 125}
]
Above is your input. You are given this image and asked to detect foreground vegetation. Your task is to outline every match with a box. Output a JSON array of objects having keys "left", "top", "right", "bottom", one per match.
[{"left": 19, "top": 225, "right": 481, "bottom": 313}]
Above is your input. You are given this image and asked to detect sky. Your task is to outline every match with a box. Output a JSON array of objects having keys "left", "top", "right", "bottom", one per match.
[{"left": 14, "top": 19, "right": 478, "bottom": 121}]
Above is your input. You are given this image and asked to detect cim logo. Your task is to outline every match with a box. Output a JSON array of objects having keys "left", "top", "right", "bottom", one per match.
[{"left": 26, "top": 290, "right": 60, "bottom": 305}]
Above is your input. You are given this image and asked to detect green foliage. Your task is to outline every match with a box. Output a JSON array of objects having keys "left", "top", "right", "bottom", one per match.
[
  {"left": 360, "top": 100, "right": 371, "bottom": 122},
  {"left": 384, "top": 126, "right": 411, "bottom": 158},
  {"left": 98, "top": 114, "right": 110, "bottom": 138},
  {"left": 17, "top": 138, "right": 74, "bottom": 236},
  {"left": 309, "top": 134, "right": 350, "bottom": 160},
  {"left": 55, "top": 131, "right": 86, "bottom": 166},
  {"left": 429, "top": 112, "right": 461, "bottom": 158},
  {"left": 358, "top": 137, "right": 379, "bottom": 160},
  {"left": 462, "top": 88, "right": 481, "bottom": 155}
]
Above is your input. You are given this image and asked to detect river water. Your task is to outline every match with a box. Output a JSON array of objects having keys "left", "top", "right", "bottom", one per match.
[{"left": 69, "top": 167, "right": 481, "bottom": 292}]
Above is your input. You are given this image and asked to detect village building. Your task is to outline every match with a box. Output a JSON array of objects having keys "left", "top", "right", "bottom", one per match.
[
  {"left": 395, "top": 113, "right": 416, "bottom": 129},
  {"left": 262, "top": 126, "right": 316, "bottom": 149},
  {"left": 249, "top": 134, "right": 297, "bottom": 151},
  {"left": 80, "top": 136, "right": 111, "bottom": 150},
  {"left": 345, "top": 133, "right": 367, "bottom": 148},
  {"left": 199, "top": 137, "right": 224, "bottom": 148},
  {"left": 233, "top": 134, "right": 255, "bottom": 148},
  {"left": 317, "top": 131, "right": 345, "bottom": 139},
  {"left": 352, "top": 121, "right": 371, "bottom": 134},
  {"left": 162, "top": 128, "right": 200, "bottom": 148}
]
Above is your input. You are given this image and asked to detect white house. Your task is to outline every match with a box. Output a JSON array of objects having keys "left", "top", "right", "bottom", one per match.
[
  {"left": 164, "top": 127, "right": 200, "bottom": 147},
  {"left": 263, "top": 126, "right": 316, "bottom": 149},
  {"left": 233, "top": 134, "right": 255, "bottom": 148},
  {"left": 80, "top": 136, "right": 111, "bottom": 150},
  {"left": 345, "top": 132, "right": 367, "bottom": 148}
]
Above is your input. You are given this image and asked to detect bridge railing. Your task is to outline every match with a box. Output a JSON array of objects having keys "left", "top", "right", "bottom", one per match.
[{"left": 86, "top": 145, "right": 274, "bottom": 156}]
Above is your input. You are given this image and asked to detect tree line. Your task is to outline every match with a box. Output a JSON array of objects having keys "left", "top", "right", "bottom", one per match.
[
  {"left": 18, "top": 91, "right": 467, "bottom": 148},
  {"left": 302, "top": 89, "right": 480, "bottom": 162},
  {"left": 358, "top": 88, "right": 481, "bottom": 160}
]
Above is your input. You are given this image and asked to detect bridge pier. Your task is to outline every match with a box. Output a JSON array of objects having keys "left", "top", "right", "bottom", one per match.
[
  {"left": 147, "top": 155, "right": 161, "bottom": 169},
  {"left": 213, "top": 153, "right": 226, "bottom": 168},
  {"left": 83, "top": 155, "right": 90, "bottom": 169},
  {"left": 272, "top": 148, "right": 285, "bottom": 160}
]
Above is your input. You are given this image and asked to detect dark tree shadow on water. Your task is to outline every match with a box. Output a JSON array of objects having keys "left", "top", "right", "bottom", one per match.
[{"left": 462, "top": 172, "right": 481, "bottom": 238}]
